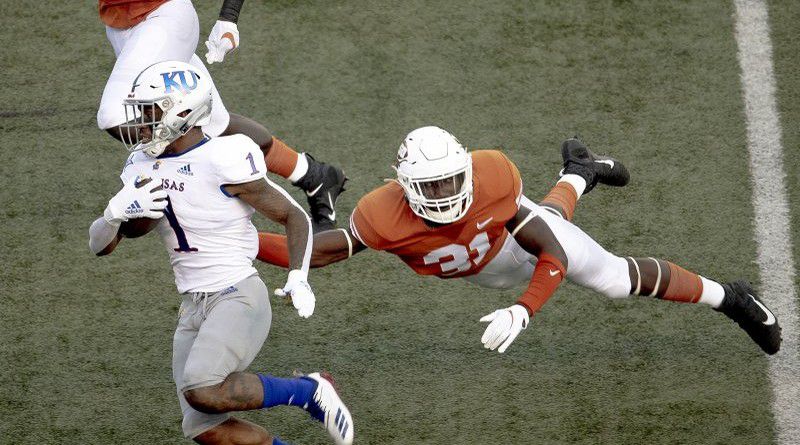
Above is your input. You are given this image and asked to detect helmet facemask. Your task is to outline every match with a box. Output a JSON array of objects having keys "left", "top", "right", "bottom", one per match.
[
  {"left": 396, "top": 157, "right": 473, "bottom": 224},
  {"left": 120, "top": 98, "right": 171, "bottom": 157}
]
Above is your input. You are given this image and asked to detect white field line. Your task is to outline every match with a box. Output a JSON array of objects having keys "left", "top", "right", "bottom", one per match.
[{"left": 733, "top": 1, "right": 799, "bottom": 443}]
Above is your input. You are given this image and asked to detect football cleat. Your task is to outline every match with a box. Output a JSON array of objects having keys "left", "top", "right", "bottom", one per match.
[
  {"left": 715, "top": 280, "right": 781, "bottom": 355},
  {"left": 560, "top": 136, "right": 630, "bottom": 194},
  {"left": 295, "top": 155, "right": 347, "bottom": 232},
  {"left": 302, "top": 372, "right": 354, "bottom": 445}
]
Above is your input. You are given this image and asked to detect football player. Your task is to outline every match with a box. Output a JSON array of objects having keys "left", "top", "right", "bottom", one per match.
[
  {"left": 97, "top": 0, "right": 346, "bottom": 231},
  {"left": 88, "top": 61, "right": 353, "bottom": 445},
  {"left": 257, "top": 126, "right": 782, "bottom": 355}
]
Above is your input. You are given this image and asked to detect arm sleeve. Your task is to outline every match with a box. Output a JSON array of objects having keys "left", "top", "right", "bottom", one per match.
[
  {"left": 88, "top": 216, "right": 120, "bottom": 255},
  {"left": 216, "top": 137, "right": 268, "bottom": 186},
  {"left": 218, "top": 0, "right": 245, "bottom": 22},
  {"left": 516, "top": 252, "right": 566, "bottom": 316}
]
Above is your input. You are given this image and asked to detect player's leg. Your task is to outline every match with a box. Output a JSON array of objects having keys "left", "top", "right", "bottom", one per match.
[
  {"left": 179, "top": 276, "right": 354, "bottom": 444},
  {"left": 175, "top": 278, "right": 290, "bottom": 444},
  {"left": 98, "top": 0, "right": 200, "bottom": 135},
  {"left": 624, "top": 258, "right": 780, "bottom": 354},
  {"left": 194, "top": 418, "right": 275, "bottom": 445},
  {"left": 532, "top": 205, "right": 781, "bottom": 354},
  {"left": 173, "top": 295, "right": 232, "bottom": 441},
  {"left": 539, "top": 137, "right": 630, "bottom": 221},
  {"left": 187, "top": 56, "right": 346, "bottom": 232}
]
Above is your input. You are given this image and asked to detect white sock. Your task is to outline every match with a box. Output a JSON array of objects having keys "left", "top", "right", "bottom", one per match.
[
  {"left": 558, "top": 174, "right": 587, "bottom": 198},
  {"left": 288, "top": 153, "right": 309, "bottom": 183},
  {"left": 698, "top": 276, "right": 725, "bottom": 308}
]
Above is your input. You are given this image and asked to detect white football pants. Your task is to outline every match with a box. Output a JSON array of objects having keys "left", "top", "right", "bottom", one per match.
[
  {"left": 463, "top": 196, "right": 633, "bottom": 299},
  {"left": 98, "top": 0, "right": 230, "bottom": 136}
]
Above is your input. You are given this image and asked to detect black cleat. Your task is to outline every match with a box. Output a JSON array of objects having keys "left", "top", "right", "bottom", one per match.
[
  {"left": 715, "top": 280, "right": 781, "bottom": 355},
  {"left": 560, "top": 137, "right": 630, "bottom": 194},
  {"left": 295, "top": 154, "right": 347, "bottom": 232}
]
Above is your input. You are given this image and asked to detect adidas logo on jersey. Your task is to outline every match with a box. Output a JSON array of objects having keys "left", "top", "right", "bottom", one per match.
[
  {"left": 177, "top": 164, "right": 193, "bottom": 176},
  {"left": 125, "top": 200, "right": 144, "bottom": 216}
]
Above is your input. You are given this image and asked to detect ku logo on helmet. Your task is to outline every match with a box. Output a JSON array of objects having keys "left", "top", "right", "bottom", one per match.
[{"left": 160, "top": 70, "right": 200, "bottom": 94}]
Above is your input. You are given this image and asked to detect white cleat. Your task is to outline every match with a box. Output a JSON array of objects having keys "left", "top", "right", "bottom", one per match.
[{"left": 304, "top": 372, "right": 354, "bottom": 445}]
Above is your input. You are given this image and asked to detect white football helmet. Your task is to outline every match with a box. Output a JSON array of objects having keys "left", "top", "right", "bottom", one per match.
[
  {"left": 395, "top": 126, "right": 473, "bottom": 224},
  {"left": 119, "top": 61, "right": 213, "bottom": 157}
]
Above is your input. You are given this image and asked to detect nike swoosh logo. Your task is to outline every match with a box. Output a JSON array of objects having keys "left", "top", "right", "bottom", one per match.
[
  {"left": 549, "top": 269, "right": 560, "bottom": 277},
  {"left": 305, "top": 183, "right": 323, "bottom": 197},
  {"left": 476, "top": 217, "right": 493, "bottom": 230},
  {"left": 595, "top": 159, "right": 615, "bottom": 168},
  {"left": 325, "top": 192, "right": 336, "bottom": 221},
  {"left": 749, "top": 294, "right": 776, "bottom": 325}
]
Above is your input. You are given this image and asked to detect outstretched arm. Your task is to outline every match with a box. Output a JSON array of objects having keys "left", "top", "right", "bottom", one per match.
[
  {"left": 225, "top": 177, "right": 311, "bottom": 270},
  {"left": 479, "top": 206, "right": 568, "bottom": 353},
  {"left": 257, "top": 227, "right": 368, "bottom": 268},
  {"left": 506, "top": 206, "right": 568, "bottom": 314},
  {"left": 224, "top": 177, "right": 317, "bottom": 317}
]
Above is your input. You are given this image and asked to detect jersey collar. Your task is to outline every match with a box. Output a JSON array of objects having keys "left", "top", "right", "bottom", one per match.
[{"left": 157, "top": 134, "right": 211, "bottom": 159}]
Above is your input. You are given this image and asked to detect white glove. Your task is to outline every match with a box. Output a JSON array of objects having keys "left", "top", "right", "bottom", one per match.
[
  {"left": 204, "top": 20, "right": 239, "bottom": 64},
  {"left": 104, "top": 176, "right": 167, "bottom": 224},
  {"left": 274, "top": 269, "right": 316, "bottom": 318},
  {"left": 479, "top": 304, "right": 530, "bottom": 353}
]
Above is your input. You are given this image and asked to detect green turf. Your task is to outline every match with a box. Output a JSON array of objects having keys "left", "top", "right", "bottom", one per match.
[
  {"left": 1, "top": 0, "right": 792, "bottom": 443},
  {"left": 771, "top": 1, "right": 800, "bottom": 299}
]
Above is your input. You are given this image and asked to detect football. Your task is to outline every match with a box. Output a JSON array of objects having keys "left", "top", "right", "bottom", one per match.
[{"left": 119, "top": 217, "right": 161, "bottom": 238}]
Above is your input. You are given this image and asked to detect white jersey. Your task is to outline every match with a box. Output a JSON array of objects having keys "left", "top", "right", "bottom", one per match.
[{"left": 121, "top": 134, "right": 267, "bottom": 293}]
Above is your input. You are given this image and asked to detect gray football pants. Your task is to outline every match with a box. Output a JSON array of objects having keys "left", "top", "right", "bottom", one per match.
[{"left": 172, "top": 274, "right": 271, "bottom": 438}]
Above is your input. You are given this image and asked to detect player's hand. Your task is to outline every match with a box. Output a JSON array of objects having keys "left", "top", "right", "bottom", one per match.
[
  {"left": 104, "top": 176, "right": 167, "bottom": 224},
  {"left": 479, "top": 304, "right": 530, "bottom": 353},
  {"left": 204, "top": 20, "right": 239, "bottom": 64},
  {"left": 275, "top": 269, "right": 316, "bottom": 318}
]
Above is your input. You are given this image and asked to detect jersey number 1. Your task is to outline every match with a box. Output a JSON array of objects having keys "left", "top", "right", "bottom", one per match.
[{"left": 164, "top": 198, "right": 198, "bottom": 252}]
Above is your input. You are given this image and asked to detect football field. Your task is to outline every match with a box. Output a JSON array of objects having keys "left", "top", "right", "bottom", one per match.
[{"left": 1, "top": 1, "right": 798, "bottom": 443}]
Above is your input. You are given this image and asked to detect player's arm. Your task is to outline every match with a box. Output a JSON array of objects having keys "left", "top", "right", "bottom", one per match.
[
  {"left": 205, "top": 0, "right": 245, "bottom": 64},
  {"left": 257, "top": 228, "right": 367, "bottom": 268},
  {"left": 88, "top": 176, "right": 167, "bottom": 256},
  {"left": 479, "top": 206, "right": 568, "bottom": 353},
  {"left": 223, "top": 177, "right": 318, "bottom": 317},
  {"left": 225, "top": 177, "right": 311, "bottom": 270},
  {"left": 88, "top": 218, "right": 123, "bottom": 256}
]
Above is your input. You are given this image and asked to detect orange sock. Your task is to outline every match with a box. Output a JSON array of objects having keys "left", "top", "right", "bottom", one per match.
[
  {"left": 540, "top": 182, "right": 578, "bottom": 221},
  {"left": 265, "top": 137, "right": 300, "bottom": 179},
  {"left": 661, "top": 262, "right": 703, "bottom": 303}
]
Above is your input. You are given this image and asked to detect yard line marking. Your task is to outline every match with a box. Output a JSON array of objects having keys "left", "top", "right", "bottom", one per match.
[{"left": 733, "top": 1, "right": 799, "bottom": 443}]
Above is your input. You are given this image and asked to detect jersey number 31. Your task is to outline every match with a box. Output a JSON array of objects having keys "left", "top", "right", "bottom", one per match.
[{"left": 423, "top": 232, "right": 490, "bottom": 276}]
